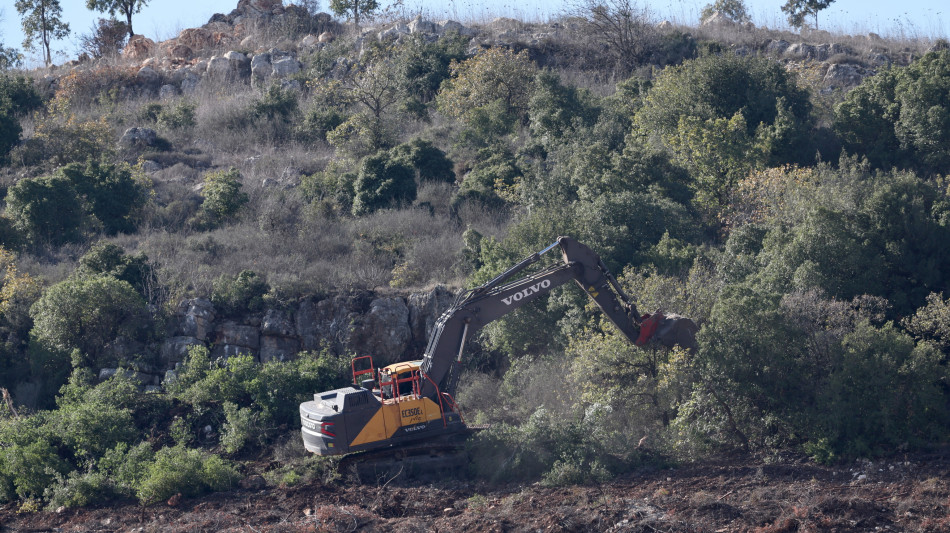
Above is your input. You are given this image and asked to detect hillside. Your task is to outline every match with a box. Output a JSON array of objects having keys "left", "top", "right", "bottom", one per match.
[{"left": 1, "top": 0, "right": 950, "bottom": 524}]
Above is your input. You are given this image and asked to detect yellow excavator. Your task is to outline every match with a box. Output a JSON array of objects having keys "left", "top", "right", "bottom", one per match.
[{"left": 299, "top": 237, "right": 698, "bottom": 459}]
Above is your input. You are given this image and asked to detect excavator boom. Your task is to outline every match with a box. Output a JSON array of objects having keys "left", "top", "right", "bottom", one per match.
[{"left": 299, "top": 236, "right": 698, "bottom": 458}]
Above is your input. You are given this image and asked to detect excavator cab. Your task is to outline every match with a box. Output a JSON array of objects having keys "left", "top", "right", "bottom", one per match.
[{"left": 379, "top": 361, "right": 422, "bottom": 400}]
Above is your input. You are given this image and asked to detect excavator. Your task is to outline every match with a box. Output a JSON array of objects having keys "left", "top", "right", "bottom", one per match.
[{"left": 299, "top": 236, "right": 698, "bottom": 466}]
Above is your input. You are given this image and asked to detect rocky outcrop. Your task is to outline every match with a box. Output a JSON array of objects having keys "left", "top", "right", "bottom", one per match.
[{"left": 158, "top": 286, "right": 457, "bottom": 378}]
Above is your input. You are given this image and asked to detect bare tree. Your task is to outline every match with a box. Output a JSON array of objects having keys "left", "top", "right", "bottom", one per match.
[{"left": 568, "top": 0, "right": 659, "bottom": 75}]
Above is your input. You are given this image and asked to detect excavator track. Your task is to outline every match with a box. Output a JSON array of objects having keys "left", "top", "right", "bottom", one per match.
[{"left": 338, "top": 426, "right": 487, "bottom": 484}]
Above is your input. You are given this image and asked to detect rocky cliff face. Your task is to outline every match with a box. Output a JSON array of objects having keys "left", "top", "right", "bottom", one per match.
[{"left": 158, "top": 285, "right": 456, "bottom": 376}]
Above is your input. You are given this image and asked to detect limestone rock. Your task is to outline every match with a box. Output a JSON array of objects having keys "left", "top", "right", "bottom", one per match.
[
  {"left": 271, "top": 56, "right": 301, "bottom": 77},
  {"left": 136, "top": 66, "right": 161, "bottom": 87},
  {"left": 225, "top": 50, "right": 251, "bottom": 75},
  {"left": 177, "top": 28, "right": 215, "bottom": 50},
  {"left": 350, "top": 297, "right": 412, "bottom": 365},
  {"left": 262, "top": 309, "right": 295, "bottom": 336},
  {"left": 176, "top": 298, "right": 216, "bottom": 340},
  {"left": 119, "top": 127, "right": 159, "bottom": 149},
  {"left": 823, "top": 63, "right": 870, "bottom": 87},
  {"left": 408, "top": 285, "right": 455, "bottom": 349},
  {"left": 161, "top": 336, "right": 204, "bottom": 366},
  {"left": 765, "top": 39, "right": 791, "bottom": 55},
  {"left": 123, "top": 35, "right": 156, "bottom": 60},
  {"left": 439, "top": 20, "right": 476, "bottom": 37},
  {"left": 701, "top": 11, "right": 735, "bottom": 27},
  {"left": 409, "top": 16, "right": 438, "bottom": 35},
  {"left": 260, "top": 335, "right": 301, "bottom": 363},
  {"left": 159, "top": 84, "right": 179, "bottom": 99},
  {"left": 214, "top": 322, "right": 261, "bottom": 350}
]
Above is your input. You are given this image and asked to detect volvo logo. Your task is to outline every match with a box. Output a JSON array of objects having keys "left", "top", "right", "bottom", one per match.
[{"left": 501, "top": 280, "right": 552, "bottom": 305}]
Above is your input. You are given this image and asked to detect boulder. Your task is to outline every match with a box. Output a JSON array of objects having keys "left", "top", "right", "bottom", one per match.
[
  {"left": 349, "top": 297, "right": 412, "bottom": 364},
  {"left": 318, "top": 31, "right": 335, "bottom": 43},
  {"left": 207, "top": 55, "right": 233, "bottom": 76},
  {"left": 123, "top": 35, "right": 156, "bottom": 60},
  {"left": 136, "top": 66, "right": 161, "bottom": 88},
  {"left": 251, "top": 53, "right": 272, "bottom": 82},
  {"left": 159, "top": 84, "right": 178, "bottom": 99},
  {"left": 407, "top": 285, "right": 455, "bottom": 349},
  {"left": 177, "top": 28, "right": 215, "bottom": 50},
  {"left": 162, "top": 42, "right": 194, "bottom": 60},
  {"left": 181, "top": 73, "right": 201, "bottom": 95},
  {"left": 409, "top": 16, "right": 438, "bottom": 35},
  {"left": 786, "top": 42, "right": 818, "bottom": 59},
  {"left": 300, "top": 34, "right": 321, "bottom": 48},
  {"left": 119, "top": 127, "right": 159, "bottom": 149},
  {"left": 439, "top": 20, "right": 476, "bottom": 37},
  {"left": 701, "top": 11, "right": 736, "bottom": 26},
  {"left": 176, "top": 298, "right": 216, "bottom": 340},
  {"left": 765, "top": 39, "right": 791, "bottom": 55},
  {"left": 271, "top": 57, "right": 301, "bottom": 77},
  {"left": 823, "top": 63, "right": 870, "bottom": 87},
  {"left": 378, "top": 23, "right": 409, "bottom": 41},
  {"left": 225, "top": 50, "right": 251, "bottom": 75},
  {"left": 261, "top": 309, "right": 295, "bottom": 336}
]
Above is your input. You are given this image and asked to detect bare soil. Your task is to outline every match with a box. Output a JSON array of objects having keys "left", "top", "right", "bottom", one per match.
[{"left": 2, "top": 451, "right": 949, "bottom": 532}]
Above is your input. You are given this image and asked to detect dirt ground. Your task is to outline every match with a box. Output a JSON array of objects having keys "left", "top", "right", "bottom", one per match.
[{"left": 2, "top": 450, "right": 949, "bottom": 532}]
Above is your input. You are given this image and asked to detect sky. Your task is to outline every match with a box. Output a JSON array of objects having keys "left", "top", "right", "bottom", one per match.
[{"left": 0, "top": 0, "right": 947, "bottom": 68}]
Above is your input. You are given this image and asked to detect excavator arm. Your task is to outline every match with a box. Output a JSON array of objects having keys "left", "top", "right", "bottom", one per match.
[
  {"left": 300, "top": 235, "right": 698, "bottom": 458},
  {"left": 418, "top": 236, "right": 697, "bottom": 400}
]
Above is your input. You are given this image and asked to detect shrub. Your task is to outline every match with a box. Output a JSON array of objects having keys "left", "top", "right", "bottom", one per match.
[
  {"left": 211, "top": 270, "right": 270, "bottom": 315},
  {"left": 221, "top": 401, "right": 261, "bottom": 454},
  {"left": 44, "top": 470, "right": 117, "bottom": 510},
  {"left": 135, "top": 445, "right": 239, "bottom": 504},
  {"left": 29, "top": 274, "right": 150, "bottom": 370},
  {"left": 635, "top": 53, "right": 813, "bottom": 166},
  {"left": 200, "top": 168, "right": 249, "bottom": 223},
  {"left": 252, "top": 83, "right": 299, "bottom": 121},
  {"left": 79, "top": 18, "right": 129, "bottom": 59},
  {"left": 0, "top": 75, "right": 43, "bottom": 116},
  {"left": 5, "top": 174, "right": 90, "bottom": 246},
  {"left": 834, "top": 49, "right": 950, "bottom": 175},
  {"left": 78, "top": 242, "right": 158, "bottom": 300},
  {"left": 391, "top": 138, "right": 455, "bottom": 184},
  {"left": 438, "top": 47, "right": 538, "bottom": 126},
  {"left": 56, "top": 160, "right": 151, "bottom": 235},
  {"left": 351, "top": 150, "right": 417, "bottom": 216}
]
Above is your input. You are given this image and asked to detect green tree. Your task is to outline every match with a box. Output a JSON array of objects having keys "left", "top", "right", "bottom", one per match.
[
  {"left": 635, "top": 54, "right": 812, "bottom": 167},
  {"left": 57, "top": 160, "right": 150, "bottom": 235},
  {"left": 78, "top": 242, "right": 157, "bottom": 299},
  {"left": 328, "top": 0, "right": 378, "bottom": 29},
  {"left": 15, "top": 0, "right": 70, "bottom": 66},
  {"left": 835, "top": 50, "right": 950, "bottom": 175},
  {"left": 781, "top": 0, "right": 834, "bottom": 29},
  {"left": 391, "top": 138, "right": 455, "bottom": 184},
  {"left": 5, "top": 174, "right": 88, "bottom": 246},
  {"left": 85, "top": 0, "right": 146, "bottom": 38},
  {"left": 351, "top": 150, "right": 417, "bottom": 216},
  {"left": 29, "top": 274, "right": 149, "bottom": 369},
  {"left": 200, "top": 168, "right": 248, "bottom": 223},
  {"left": 437, "top": 47, "right": 539, "bottom": 127}
]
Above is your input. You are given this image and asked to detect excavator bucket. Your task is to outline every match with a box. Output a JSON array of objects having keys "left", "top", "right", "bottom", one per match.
[{"left": 637, "top": 312, "right": 699, "bottom": 352}]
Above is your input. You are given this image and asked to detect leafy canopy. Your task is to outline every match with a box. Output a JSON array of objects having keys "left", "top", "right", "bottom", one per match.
[
  {"left": 15, "top": 0, "right": 70, "bottom": 66},
  {"left": 85, "top": 0, "right": 147, "bottom": 37}
]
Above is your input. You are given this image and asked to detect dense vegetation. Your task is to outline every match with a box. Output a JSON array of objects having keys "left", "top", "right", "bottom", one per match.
[{"left": 1, "top": 1, "right": 949, "bottom": 509}]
